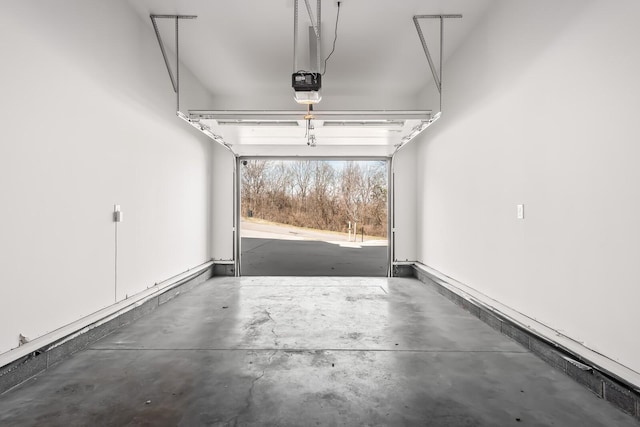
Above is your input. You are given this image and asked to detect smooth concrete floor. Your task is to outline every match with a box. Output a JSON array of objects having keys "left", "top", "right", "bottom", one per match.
[
  {"left": 0, "top": 277, "right": 638, "bottom": 426},
  {"left": 241, "top": 238, "right": 388, "bottom": 276}
]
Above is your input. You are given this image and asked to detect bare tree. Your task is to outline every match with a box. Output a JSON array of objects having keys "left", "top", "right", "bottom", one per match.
[
  {"left": 264, "top": 161, "right": 293, "bottom": 223},
  {"left": 340, "top": 161, "right": 364, "bottom": 231},
  {"left": 290, "top": 160, "right": 313, "bottom": 215},
  {"left": 311, "top": 161, "right": 336, "bottom": 229},
  {"left": 241, "top": 160, "right": 388, "bottom": 238},
  {"left": 241, "top": 160, "right": 269, "bottom": 217},
  {"left": 359, "top": 162, "right": 387, "bottom": 232}
]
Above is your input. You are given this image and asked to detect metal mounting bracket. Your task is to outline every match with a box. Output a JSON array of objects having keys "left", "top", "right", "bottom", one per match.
[
  {"left": 150, "top": 14, "right": 197, "bottom": 112},
  {"left": 294, "top": 0, "right": 322, "bottom": 73},
  {"left": 413, "top": 14, "right": 462, "bottom": 111},
  {"left": 150, "top": 15, "right": 235, "bottom": 153}
]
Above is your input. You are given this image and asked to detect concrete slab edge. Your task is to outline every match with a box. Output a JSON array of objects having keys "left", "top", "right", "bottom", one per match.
[
  {"left": 411, "top": 265, "right": 640, "bottom": 422},
  {"left": 0, "top": 266, "right": 213, "bottom": 396}
]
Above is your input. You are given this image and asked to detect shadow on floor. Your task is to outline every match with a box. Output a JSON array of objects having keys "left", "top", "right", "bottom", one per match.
[{"left": 241, "top": 237, "right": 388, "bottom": 276}]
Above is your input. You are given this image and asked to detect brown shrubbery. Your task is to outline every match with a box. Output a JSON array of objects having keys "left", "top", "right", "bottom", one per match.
[{"left": 242, "top": 160, "right": 388, "bottom": 238}]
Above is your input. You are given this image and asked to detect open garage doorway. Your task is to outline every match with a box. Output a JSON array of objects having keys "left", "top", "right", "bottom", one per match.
[{"left": 239, "top": 159, "right": 389, "bottom": 276}]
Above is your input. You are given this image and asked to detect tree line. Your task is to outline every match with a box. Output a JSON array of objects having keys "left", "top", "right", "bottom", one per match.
[{"left": 241, "top": 160, "right": 388, "bottom": 238}]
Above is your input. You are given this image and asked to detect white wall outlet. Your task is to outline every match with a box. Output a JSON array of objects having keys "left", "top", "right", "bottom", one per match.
[{"left": 517, "top": 204, "right": 525, "bottom": 219}]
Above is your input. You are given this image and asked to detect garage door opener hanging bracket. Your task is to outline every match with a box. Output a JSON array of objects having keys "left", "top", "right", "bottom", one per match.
[
  {"left": 413, "top": 14, "right": 462, "bottom": 113},
  {"left": 150, "top": 14, "right": 236, "bottom": 155},
  {"left": 150, "top": 14, "right": 197, "bottom": 113}
]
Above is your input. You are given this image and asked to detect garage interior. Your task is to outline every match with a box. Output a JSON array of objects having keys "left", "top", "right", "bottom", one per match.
[{"left": 1, "top": 1, "right": 639, "bottom": 425}]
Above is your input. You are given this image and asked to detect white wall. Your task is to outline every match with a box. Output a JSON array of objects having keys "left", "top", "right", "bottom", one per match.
[
  {"left": 393, "top": 144, "right": 417, "bottom": 262},
  {"left": 415, "top": 0, "right": 640, "bottom": 376},
  {"left": 0, "top": 2, "right": 214, "bottom": 356},
  {"left": 211, "top": 144, "right": 236, "bottom": 261}
]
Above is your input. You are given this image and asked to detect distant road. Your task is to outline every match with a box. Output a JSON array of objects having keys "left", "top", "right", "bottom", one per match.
[
  {"left": 240, "top": 219, "right": 389, "bottom": 276},
  {"left": 241, "top": 219, "right": 387, "bottom": 247}
]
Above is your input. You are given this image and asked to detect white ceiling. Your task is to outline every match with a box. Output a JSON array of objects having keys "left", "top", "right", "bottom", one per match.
[{"left": 127, "top": 0, "right": 494, "bottom": 156}]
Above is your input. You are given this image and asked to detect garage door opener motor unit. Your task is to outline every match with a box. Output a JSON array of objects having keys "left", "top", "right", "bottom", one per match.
[{"left": 292, "top": 72, "right": 322, "bottom": 104}]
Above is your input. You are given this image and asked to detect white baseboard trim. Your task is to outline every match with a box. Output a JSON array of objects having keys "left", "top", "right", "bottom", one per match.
[
  {"left": 0, "top": 261, "right": 213, "bottom": 370},
  {"left": 413, "top": 262, "right": 640, "bottom": 391}
]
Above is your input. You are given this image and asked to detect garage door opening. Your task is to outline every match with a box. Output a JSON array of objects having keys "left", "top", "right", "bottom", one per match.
[{"left": 239, "top": 159, "right": 389, "bottom": 276}]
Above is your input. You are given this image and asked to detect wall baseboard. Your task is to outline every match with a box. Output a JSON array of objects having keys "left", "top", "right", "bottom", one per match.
[
  {"left": 0, "top": 265, "right": 213, "bottom": 396},
  {"left": 392, "top": 263, "right": 414, "bottom": 277},
  {"left": 410, "top": 263, "right": 640, "bottom": 422},
  {"left": 213, "top": 260, "right": 235, "bottom": 276}
]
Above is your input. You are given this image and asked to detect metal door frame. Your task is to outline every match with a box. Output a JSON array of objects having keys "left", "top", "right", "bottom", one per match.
[{"left": 234, "top": 156, "right": 392, "bottom": 277}]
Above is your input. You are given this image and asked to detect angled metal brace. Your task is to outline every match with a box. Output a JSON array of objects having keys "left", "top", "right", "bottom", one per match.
[
  {"left": 413, "top": 14, "right": 462, "bottom": 111},
  {"left": 151, "top": 16, "right": 237, "bottom": 157},
  {"left": 150, "top": 14, "right": 197, "bottom": 111},
  {"left": 303, "top": 0, "right": 320, "bottom": 39}
]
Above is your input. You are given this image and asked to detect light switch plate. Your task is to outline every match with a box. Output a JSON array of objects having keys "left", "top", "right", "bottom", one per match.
[{"left": 517, "top": 204, "right": 524, "bottom": 219}]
